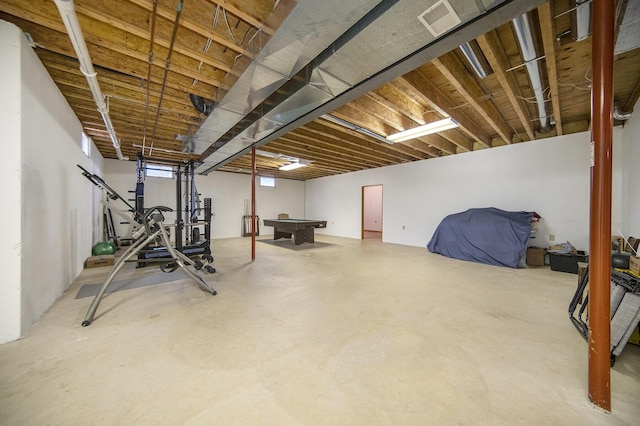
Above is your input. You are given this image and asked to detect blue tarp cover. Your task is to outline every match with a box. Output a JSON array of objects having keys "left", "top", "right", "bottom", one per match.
[{"left": 427, "top": 207, "right": 533, "bottom": 268}]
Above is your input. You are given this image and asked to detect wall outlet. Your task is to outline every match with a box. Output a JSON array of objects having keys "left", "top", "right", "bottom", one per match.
[
  {"left": 402, "top": 225, "right": 405, "bottom": 230},
  {"left": 549, "top": 234, "right": 555, "bottom": 242}
]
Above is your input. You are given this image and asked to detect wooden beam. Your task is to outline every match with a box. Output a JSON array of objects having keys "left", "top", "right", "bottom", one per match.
[
  {"left": 368, "top": 84, "right": 426, "bottom": 125},
  {"left": 371, "top": 81, "right": 473, "bottom": 152},
  {"left": 0, "top": 1, "right": 62, "bottom": 32},
  {"left": 622, "top": 76, "right": 640, "bottom": 113},
  {"left": 127, "top": 0, "right": 249, "bottom": 56},
  {"left": 2, "top": 3, "right": 226, "bottom": 89},
  {"left": 271, "top": 137, "right": 387, "bottom": 171},
  {"left": 477, "top": 31, "right": 536, "bottom": 141},
  {"left": 331, "top": 106, "right": 430, "bottom": 161},
  {"left": 350, "top": 95, "right": 415, "bottom": 133},
  {"left": 57, "top": 83, "right": 200, "bottom": 123},
  {"left": 432, "top": 53, "right": 514, "bottom": 144},
  {"left": 75, "top": 2, "right": 234, "bottom": 73},
  {"left": 295, "top": 121, "right": 419, "bottom": 164},
  {"left": 537, "top": 2, "right": 564, "bottom": 135},
  {"left": 48, "top": 68, "right": 197, "bottom": 115},
  {"left": 397, "top": 73, "right": 492, "bottom": 148},
  {"left": 27, "top": 30, "right": 218, "bottom": 99},
  {"left": 204, "top": 0, "right": 276, "bottom": 35},
  {"left": 302, "top": 120, "right": 416, "bottom": 165},
  {"left": 37, "top": 48, "right": 216, "bottom": 101},
  {"left": 45, "top": 62, "right": 182, "bottom": 106},
  {"left": 437, "top": 130, "right": 473, "bottom": 153},
  {"left": 354, "top": 94, "right": 456, "bottom": 155}
]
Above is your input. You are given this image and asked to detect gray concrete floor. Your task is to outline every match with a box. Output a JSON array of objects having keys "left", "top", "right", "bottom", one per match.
[{"left": 1, "top": 235, "right": 639, "bottom": 425}]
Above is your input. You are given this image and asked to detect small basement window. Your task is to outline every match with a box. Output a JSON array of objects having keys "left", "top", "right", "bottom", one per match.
[
  {"left": 260, "top": 176, "right": 276, "bottom": 187},
  {"left": 146, "top": 164, "right": 174, "bottom": 179},
  {"left": 81, "top": 132, "right": 91, "bottom": 158}
]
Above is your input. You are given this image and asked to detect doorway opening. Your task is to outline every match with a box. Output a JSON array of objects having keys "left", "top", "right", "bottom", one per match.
[{"left": 362, "top": 184, "right": 383, "bottom": 240}]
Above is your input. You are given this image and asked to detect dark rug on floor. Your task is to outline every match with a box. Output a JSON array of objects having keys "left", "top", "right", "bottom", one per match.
[
  {"left": 257, "top": 239, "right": 335, "bottom": 251},
  {"left": 75, "top": 269, "right": 189, "bottom": 299}
]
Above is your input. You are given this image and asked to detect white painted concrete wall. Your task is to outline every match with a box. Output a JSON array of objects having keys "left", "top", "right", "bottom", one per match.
[
  {"left": 103, "top": 159, "right": 305, "bottom": 239},
  {"left": 2, "top": 17, "right": 638, "bottom": 343},
  {"left": 0, "top": 21, "right": 102, "bottom": 343},
  {"left": 621, "top": 99, "right": 640, "bottom": 243},
  {"left": 306, "top": 129, "right": 631, "bottom": 252},
  {"left": 0, "top": 21, "right": 24, "bottom": 343}
]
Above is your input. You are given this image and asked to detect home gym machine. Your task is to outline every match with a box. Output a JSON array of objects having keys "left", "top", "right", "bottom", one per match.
[
  {"left": 80, "top": 205, "right": 217, "bottom": 327},
  {"left": 78, "top": 164, "right": 217, "bottom": 326},
  {"left": 78, "top": 164, "right": 142, "bottom": 239},
  {"left": 134, "top": 156, "right": 215, "bottom": 273}
]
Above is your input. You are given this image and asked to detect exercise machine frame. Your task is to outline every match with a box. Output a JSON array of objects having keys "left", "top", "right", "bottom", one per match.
[
  {"left": 81, "top": 206, "right": 216, "bottom": 326},
  {"left": 135, "top": 157, "right": 213, "bottom": 268}
]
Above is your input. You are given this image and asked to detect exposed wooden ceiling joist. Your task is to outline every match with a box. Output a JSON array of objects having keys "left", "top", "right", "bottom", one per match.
[
  {"left": 1, "top": 0, "right": 639, "bottom": 180},
  {"left": 432, "top": 53, "right": 515, "bottom": 145},
  {"left": 477, "top": 31, "right": 536, "bottom": 141},
  {"left": 537, "top": 2, "right": 563, "bottom": 135}
]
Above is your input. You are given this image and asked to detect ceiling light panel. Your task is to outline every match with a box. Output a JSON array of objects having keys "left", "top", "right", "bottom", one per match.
[
  {"left": 387, "top": 118, "right": 459, "bottom": 143},
  {"left": 279, "top": 162, "right": 307, "bottom": 171}
]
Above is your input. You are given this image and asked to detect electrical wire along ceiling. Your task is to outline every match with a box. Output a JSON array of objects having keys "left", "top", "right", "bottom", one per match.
[{"left": 2, "top": 0, "right": 640, "bottom": 180}]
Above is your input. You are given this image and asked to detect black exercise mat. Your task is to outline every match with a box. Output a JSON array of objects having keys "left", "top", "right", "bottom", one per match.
[
  {"left": 75, "top": 269, "right": 189, "bottom": 299},
  {"left": 257, "top": 239, "right": 334, "bottom": 251}
]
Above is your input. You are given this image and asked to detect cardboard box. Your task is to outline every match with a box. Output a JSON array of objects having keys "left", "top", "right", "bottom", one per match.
[
  {"left": 630, "top": 255, "right": 640, "bottom": 275},
  {"left": 85, "top": 255, "right": 115, "bottom": 268},
  {"left": 526, "top": 247, "right": 546, "bottom": 266},
  {"left": 629, "top": 325, "right": 640, "bottom": 346}
]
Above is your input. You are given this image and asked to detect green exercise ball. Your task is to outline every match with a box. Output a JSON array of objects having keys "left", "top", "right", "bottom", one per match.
[{"left": 92, "top": 241, "right": 116, "bottom": 256}]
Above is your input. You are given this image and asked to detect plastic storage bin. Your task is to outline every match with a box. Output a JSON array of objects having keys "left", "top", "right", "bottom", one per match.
[{"left": 549, "top": 251, "right": 588, "bottom": 273}]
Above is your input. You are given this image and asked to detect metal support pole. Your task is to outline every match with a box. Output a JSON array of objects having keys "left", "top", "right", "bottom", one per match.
[
  {"left": 175, "top": 165, "right": 183, "bottom": 251},
  {"left": 185, "top": 161, "right": 190, "bottom": 243},
  {"left": 251, "top": 147, "right": 256, "bottom": 261},
  {"left": 588, "top": 0, "right": 614, "bottom": 412}
]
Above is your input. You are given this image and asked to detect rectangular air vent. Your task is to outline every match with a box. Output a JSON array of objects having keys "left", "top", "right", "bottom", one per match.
[{"left": 418, "top": 0, "right": 462, "bottom": 37}]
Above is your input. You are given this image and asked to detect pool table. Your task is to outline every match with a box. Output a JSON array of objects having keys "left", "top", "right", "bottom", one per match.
[{"left": 263, "top": 219, "right": 327, "bottom": 245}]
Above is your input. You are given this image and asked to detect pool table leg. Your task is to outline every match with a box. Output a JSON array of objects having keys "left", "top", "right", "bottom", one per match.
[
  {"left": 274, "top": 229, "right": 292, "bottom": 240},
  {"left": 294, "top": 228, "right": 314, "bottom": 245}
]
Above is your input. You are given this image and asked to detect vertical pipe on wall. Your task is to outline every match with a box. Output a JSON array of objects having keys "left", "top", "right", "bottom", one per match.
[
  {"left": 251, "top": 147, "right": 256, "bottom": 261},
  {"left": 588, "top": 0, "right": 614, "bottom": 412},
  {"left": 53, "top": 0, "right": 126, "bottom": 160}
]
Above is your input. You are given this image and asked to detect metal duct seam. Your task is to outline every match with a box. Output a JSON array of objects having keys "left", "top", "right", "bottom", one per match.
[
  {"left": 198, "top": 0, "right": 541, "bottom": 174},
  {"left": 53, "top": 0, "right": 127, "bottom": 160},
  {"left": 194, "top": 0, "right": 385, "bottom": 169}
]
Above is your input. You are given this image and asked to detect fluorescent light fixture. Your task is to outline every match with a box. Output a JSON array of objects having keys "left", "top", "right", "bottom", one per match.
[
  {"left": 459, "top": 42, "right": 488, "bottom": 79},
  {"left": 321, "top": 114, "right": 394, "bottom": 144},
  {"left": 258, "top": 150, "right": 312, "bottom": 171},
  {"left": 279, "top": 162, "right": 307, "bottom": 171},
  {"left": 387, "top": 118, "right": 459, "bottom": 143}
]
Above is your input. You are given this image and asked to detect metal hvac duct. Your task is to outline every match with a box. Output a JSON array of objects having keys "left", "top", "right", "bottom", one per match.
[
  {"left": 53, "top": 0, "right": 127, "bottom": 160},
  {"left": 196, "top": 0, "right": 540, "bottom": 174},
  {"left": 512, "top": 13, "right": 549, "bottom": 131}
]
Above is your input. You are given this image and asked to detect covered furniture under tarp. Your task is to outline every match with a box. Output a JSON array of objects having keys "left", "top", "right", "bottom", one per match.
[{"left": 427, "top": 207, "right": 534, "bottom": 268}]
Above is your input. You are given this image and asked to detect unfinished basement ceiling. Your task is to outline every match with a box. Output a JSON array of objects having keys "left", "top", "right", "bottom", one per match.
[{"left": 2, "top": 0, "right": 640, "bottom": 180}]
